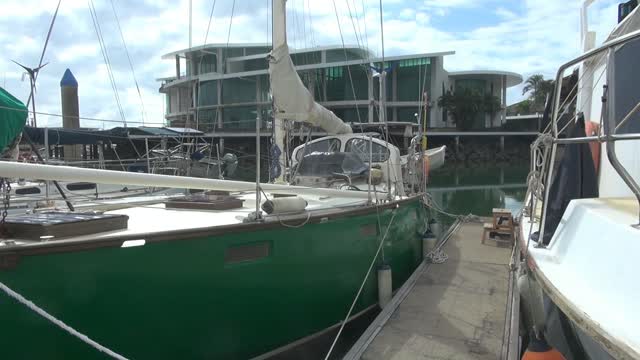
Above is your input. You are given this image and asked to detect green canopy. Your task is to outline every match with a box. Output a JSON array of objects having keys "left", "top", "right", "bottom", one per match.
[{"left": 0, "top": 87, "right": 28, "bottom": 153}]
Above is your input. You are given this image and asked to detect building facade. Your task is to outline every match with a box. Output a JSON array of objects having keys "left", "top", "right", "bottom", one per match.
[{"left": 158, "top": 44, "right": 522, "bottom": 135}]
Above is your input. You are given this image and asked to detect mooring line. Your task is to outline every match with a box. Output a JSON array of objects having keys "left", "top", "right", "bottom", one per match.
[{"left": 0, "top": 281, "right": 129, "bottom": 360}]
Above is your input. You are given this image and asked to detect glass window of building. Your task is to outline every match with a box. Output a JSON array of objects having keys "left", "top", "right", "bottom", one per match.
[
  {"left": 325, "top": 49, "right": 365, "bottom": 63},
  {"left": 325, "top": 65, "right": 368, "bottom": 101},
  {"left": 223, "top": 48, "right": 244, "bottom": 59},
  {"left": 295, "top": 138, "right": 341, "bottom": 161},
  {"left": 245, "top": 47, "right": 271, "bottom": 56},
  {"left": 332, "top": 107, "right": 367, "bottom": 123},
  {"left": 197, "top": 54, "right": 217, "bottom": 75},
  {"left": 198, "top": 109, "right": 218, "bottom": 132},
  {"left": 371, "top": 107, "right": 394, "bottom": 123},
  {"left": 198, "top": 81, "right": 218, "bottom": 106},
  {"left": 258, "top": 75, "right": 270, "bottom": 103},
  {"left": 222, "top": 77, "right": 257, "bottom": 104},
  {"left": 244, "top": 58, "right": 268, "bottom": 72},
  {"left": 397, "top": 58, "right": 431, "bottom": 102},
  {"left": 345, "top": 138, "right": 390, "bottom": 163},
  {"left": 223, "top": 106, "right": 258, "bottom": 129},
  {"left": 397, "top": 107, "right": 425, "bottom": 124},
  {"left": 455, "top": 79, "right": 486, "bottom": 95},
  {"left": 291, "top": 52, "right": 322, "bottom": 66}
]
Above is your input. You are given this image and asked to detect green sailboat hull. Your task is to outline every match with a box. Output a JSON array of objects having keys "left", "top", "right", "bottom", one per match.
[{"left": 0, "top": 197, "right": 426, "bottom": 359}]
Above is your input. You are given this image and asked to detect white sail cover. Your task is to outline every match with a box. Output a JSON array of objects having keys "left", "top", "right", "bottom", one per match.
[{"left": 269, "top": 44, "right": 352, "bottom": 135}]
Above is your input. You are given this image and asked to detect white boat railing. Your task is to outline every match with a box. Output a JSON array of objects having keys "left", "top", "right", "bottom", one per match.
[{"left": 529, "top": 28, "right": 640, "bottom": 247}]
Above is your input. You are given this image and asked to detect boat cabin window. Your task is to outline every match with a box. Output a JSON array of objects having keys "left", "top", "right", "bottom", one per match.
[
  {"left": 15, "top": 187, "right": 41, "bottom": 195},
  {"left": 345, "top": 138, "right": 390, "bottom": 163},
  {"left": 66, "top": 182, "right": 97, "bottom": 191},
  {"left": 295, "top": 138, "right": 341, "bottom": 161},
  {"left": 297, "top": 152, "right": 369, "bottom": 177}
]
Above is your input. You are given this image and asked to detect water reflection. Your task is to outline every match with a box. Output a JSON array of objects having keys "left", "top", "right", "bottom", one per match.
[{"left": 428, "top": 165, "right": 529, "bottom": 217}]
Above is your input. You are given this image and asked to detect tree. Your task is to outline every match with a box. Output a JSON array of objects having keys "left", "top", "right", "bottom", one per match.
[
  {"left": 522, "top": 74, "right": 553, "bottom": 108},
  {"left": 437, "top": 89, "right": 502, "bottom": 130},
  {"left": 514, "top": 99, "right": 532, "bottom": 115}
]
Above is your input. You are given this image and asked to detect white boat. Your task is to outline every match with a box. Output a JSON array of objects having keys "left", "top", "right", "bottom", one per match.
[
  {"left": 288, "top": 134, "right": 445, "bottom": 196},
  {"left": 517, "top": 3, "right": 640, "bottom": 359},
  {"left": 425, "top": 145, "right": 446, "bottom": 171}
]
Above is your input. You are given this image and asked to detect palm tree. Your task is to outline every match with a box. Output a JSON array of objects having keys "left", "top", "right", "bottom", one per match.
[
  {"left": 522, "top": 74, "right": 553, "bottom": 108},
  {"left": 437, "top": 89, "right": 502, "bottom": 130}
]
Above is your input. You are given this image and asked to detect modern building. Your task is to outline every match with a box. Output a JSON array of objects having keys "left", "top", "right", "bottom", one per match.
[{"left": 158, "top": 44, "right": 522, "bottom": 136}]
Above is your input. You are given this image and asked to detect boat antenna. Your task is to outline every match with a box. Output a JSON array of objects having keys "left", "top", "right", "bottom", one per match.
[{"left": 11, "top": 61, "right": 48, "bottom": 128}]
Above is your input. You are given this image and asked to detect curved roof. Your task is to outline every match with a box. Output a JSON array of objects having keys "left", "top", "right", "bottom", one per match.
[
  {"left": 448, "top": 70, "right": 523, "bottom": 87},
  {"left": 161, "top": 43, "right": 371, "bottom": 60},
  {"left": 161, "top": 43, "right": 271, "bottom": 59}
]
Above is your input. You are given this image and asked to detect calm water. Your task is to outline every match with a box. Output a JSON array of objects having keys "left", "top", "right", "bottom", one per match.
[{"left": 427, "top": 164, "right": 529, "bottom": 222}]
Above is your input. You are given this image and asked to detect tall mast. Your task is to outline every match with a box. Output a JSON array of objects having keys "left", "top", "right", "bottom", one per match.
[
  {"left": 189, "top": 0, "right": 193, "bottom": 49},
  {"left": 272, "top": 0, "right": 287, "bottom": 183},
  {"left": 273, "top": 0, "right": 287, "bottom": 49}
]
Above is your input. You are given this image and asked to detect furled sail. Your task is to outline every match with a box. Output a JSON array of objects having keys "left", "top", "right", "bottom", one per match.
[{"left": 268, "top": 0, "right": 352, "bottom": 135}]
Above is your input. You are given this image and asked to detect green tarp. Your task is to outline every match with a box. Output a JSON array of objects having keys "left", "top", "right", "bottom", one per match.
[{"left": 0, "top": 87, "right": 27, "bottom": 152}]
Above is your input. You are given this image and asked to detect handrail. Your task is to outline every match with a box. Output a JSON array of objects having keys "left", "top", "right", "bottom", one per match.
[
  {"left": 537, "top": 27, "right": 640, "bottom": 241},
  {"left": 554, "top": 133, "right": 640, "bottom": 144},
  {"left": 550, "top": 28, "right": 640, "bottom": 137}
]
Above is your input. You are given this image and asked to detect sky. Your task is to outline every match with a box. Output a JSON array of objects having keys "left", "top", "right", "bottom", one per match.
[{"left": 0, "top": 0, "right": 623, "bottom": 129}]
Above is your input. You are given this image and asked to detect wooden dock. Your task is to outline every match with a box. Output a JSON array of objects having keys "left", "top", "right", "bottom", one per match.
[{"left": 344, "top": 220, "right": 519, "bottom": 360}]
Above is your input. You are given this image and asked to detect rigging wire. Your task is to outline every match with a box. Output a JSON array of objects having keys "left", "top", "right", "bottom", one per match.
[
  {"left": 305, "top": 0, "right": 316, "bottom": 48},
  {"left": 225, "top": 0, "right": 237, "bottom": 49},
  {"left": 323, "top": 208, "right": 399, "bottom": 360},
  {"left": 0, "top": 105, "right": 163, "bottom": 126},
  {"left": 331, "top": 0, "right": 363, "bottom": 124},
  {"left": 193, "top": 0, "right": 219, "bottom": 149},
  {"left": 109, "top": 0, "right": 147, "bottom": 125},
  {"left": 88, "top": 0, "right": 127, "bottom": 127},
  {"left": 203, "top": 0, "right": 218, "bottom": 44}
]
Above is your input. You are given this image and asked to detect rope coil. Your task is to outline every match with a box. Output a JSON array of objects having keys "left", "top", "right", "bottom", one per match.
[{"left": 425, "top": 248, "right": 448, "bottom": 264}]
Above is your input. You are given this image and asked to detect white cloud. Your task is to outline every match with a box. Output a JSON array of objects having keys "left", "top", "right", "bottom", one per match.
[
  {"left": 495, "top": 7, "right": 517, "bottom": 20},
  {"left": 423, "top": 0, "right": 477, "bottom": 9},
  {"left": 0, "top": 0, "right": 627, "bottom": 127}
]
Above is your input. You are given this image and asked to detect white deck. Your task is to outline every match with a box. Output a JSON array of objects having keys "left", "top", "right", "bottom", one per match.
[
  {"left": 522, "top": 197, "right": 640, "bottom": 357},
  {"left": 0, "top": 192, "right": 369, "bottom": 247}
]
